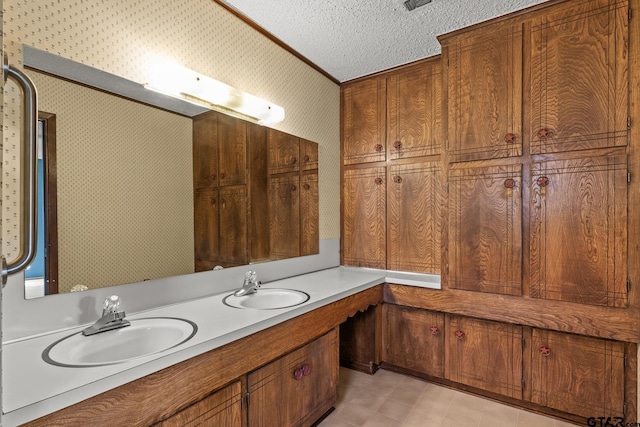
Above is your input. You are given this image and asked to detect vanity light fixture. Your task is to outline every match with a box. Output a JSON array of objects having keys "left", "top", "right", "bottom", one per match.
[{"left": 144, "top": 61, "right": 285, "bottom": 126}]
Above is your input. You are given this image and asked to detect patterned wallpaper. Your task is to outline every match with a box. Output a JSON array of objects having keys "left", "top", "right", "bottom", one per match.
[{"left": 2, "top": 0, "right": 340, "bottom": 290}]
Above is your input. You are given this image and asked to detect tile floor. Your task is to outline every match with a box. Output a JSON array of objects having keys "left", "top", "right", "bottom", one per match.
[{"left": 318, "top": 367, "right": 576, "bottom": 427}]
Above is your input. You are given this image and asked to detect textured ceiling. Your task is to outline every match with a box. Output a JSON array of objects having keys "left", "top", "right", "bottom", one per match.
[{"left": 221, "top": 0, "right": 549, "bottom": 82}]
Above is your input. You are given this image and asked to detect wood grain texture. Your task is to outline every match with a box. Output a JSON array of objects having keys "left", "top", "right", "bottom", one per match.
[
  {"left": 300, "top": 172, "right": 319, "bottom": 256},
  {"left": 25, "top": 286, "right": 383, "bottom": 427},
  {"left": 529, "top": 154, "right": 627, "bottom": 307},
  {"left": 217, "top": 112, "right": 247, "bottom": 187},
  {"left": 383, "top": 304, "right": 445, "bottom": 378},
  {"left": 218, "top": 186, "right": 248, "bottom": 266},
  {"left": 340, "top": 305, "right": 381, "bottom": 374},
  {"left": 342, "top": 167, "right": 386, "bottom": 269},
  {"left": 446, "top": 315, "right": 523, "bottom": 399},
  {"left": 269, "top": 174, "right": 300, "bottom": 260},
  {"left": 193, "top": 111, "right": 218, "bottom": 189},
  {"left": 268, "top": 129, "right": 300, "bottom": 175},
  {"left": 40, "top": 111, "right": 59, "bottom": 294},
  {"left": 387, "top": 161, "right": 443, "bottom": 274},
  {"left": 155, "top": 382, "right": 242, "bottom": 427},
  {"left": 387, "top": 59, "right": 442, "bottom": 159},
  {"left": 530, "top": 0, "right": 629, "bottom": 154},
  {"left": 445, "top": 20, "right": 523, "bottom": 162},
  {"left": 247, "top": 123, "right": 270, "bottom": 263},
  {"left": 624, "top": 342, "right": 637, "bottom": 423},
  {"left": 248, "top": 329, "right": 338, "bottom": 427},
  {"left": 342, "top": 77, "right": 387, "bottom": 165},
  {"left": 194, "top": 188, "right": 219, "bottom": 271},
  {"left": 384, "top": 284, "right": 640, "bottom": 343},
  {"left": 300, "top": 138, "right": 319, "bottom": 171},
  {"left": 529, "top": 329, "right": 625, "bottom": 419},
  {"left": 448, "top": 163, "right": 522, "bottom": 295}
]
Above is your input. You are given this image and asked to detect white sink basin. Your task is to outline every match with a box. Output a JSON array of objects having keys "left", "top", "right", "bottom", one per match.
[
  {"left": 43, "top": 317, "right": 197, "bottom": 367},
  {"left": 223, "top": 288, "right": 310, "bottom": 310}
]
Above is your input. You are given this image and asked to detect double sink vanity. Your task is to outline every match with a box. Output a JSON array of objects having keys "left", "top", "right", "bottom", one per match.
[{"left": 3, "top": 267, "right": 439, "bottom": 426}]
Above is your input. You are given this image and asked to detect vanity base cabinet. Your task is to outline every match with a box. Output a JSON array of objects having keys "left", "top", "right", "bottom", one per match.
[
  {"left": 247, "top": 328, "right": 339, "bottom": 427},
  {"left": 155, "top": 381, "right": 242, "bottom": 427}
]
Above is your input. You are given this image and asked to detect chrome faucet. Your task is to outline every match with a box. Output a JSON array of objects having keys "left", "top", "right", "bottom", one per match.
[
  {"left": 233, "top": 270, "right": 261, "bottom": 297},
  {"left": 82, "top": 295, "right": 131, "bottom": 336}
]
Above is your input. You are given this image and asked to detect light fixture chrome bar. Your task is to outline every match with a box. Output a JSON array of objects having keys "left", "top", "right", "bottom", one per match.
[
  {"left": 2, "top": 54, "right": 38, "bottom": 285},
  {"left": 404, "top": 0, "right": 433, "bottom": 11}
]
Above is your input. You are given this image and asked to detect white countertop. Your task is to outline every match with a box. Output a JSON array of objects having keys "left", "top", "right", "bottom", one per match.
[{"left": 2, "top": 266, "right": 439, "bottom": 426}]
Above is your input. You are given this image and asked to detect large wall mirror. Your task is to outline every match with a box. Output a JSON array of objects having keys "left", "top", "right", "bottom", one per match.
[{"left": 23, "top": 47, "right": 319, "bottom": 299}]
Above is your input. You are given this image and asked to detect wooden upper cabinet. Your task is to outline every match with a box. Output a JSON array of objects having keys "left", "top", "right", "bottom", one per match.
[
  {"left": 193, "top": 112, "right": 219, "bottom": 189},
  {"left": 300, "top": 138, "right": 319, "bottom": 171},
  {"left": 342, "top": 77, "right": 387, "bottom": 165},
  {"left": 388, "top": 161, "right": 442, "bottom": 274},
  {"left": 443, "top": 21, "right": 522, "bottom": 162},
  {"left": 530, "top": 154, "right": 627, "bottom": 307},
  {"left": 342, "top": 167, "right": 386, "bottom": 269},
  {"left": 218, "top": 186, "right": 248, "bottom": 266},
  {"left": 446, "top": 315, "right": 523, "bottom": 399},
  {"left": 269, "top": 129, "right": 300, "bottom": 174},
  {"left": 530, "top": 0, "right": 628, "bottom": 154},
  {"left": 300, "top": 173, "right": 319, "bottom": 256},
  {"left": 194, "top": 188, "right": 218, "bottom": 272},
  {"left": 448, "top": 164, "right": 522, "bottom": 296},
  {"left": 387, "top": 60, "right": 442, "bottom": 160},
  {"left": 269, "top": 174, "right": 300, "bottom": 260},
  {"left": 217, "top": 113, "right": 247, "bottom": 187},
  {"left": 384, "top": 305, "right": 445, "bottom": 378},
  {"left": 529, "top": 329, "right": 625, "bottom": 419}
]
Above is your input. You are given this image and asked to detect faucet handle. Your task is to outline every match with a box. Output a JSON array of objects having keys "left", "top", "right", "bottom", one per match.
[
  {"left": 103, "top": 295, "right": 122, "bottom": 315},
  {"left": 244, "top": 270, "right": 257, "bottom": 283}
]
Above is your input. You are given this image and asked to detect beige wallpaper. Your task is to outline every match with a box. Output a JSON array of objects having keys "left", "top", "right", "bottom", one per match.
[{"left": 2, "top": 0, "right": 340, "bottom": 290}]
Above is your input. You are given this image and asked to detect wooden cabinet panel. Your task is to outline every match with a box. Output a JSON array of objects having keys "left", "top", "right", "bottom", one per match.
[
  {"left": 194, "top": 188, "right": 218, "bottom": 271},
  {"left": 530, "top": 155, "right": 627, "bottom": 307},
  {"left": 342, "top": 78, "right": 387, "bottom": 165},
  {"left": 448, "top": 164, "right": 522, "bottom": 295},
  {"left": 300, "top": 173, "right": 319, "bottom": 256},
  {"left": 218, "top": 186, "right": 247, "bottom": 266},
  {"left": 342, "top": 167, "right": 386, "bottom": 269},
  {"left": 157, "top": 382, "right": 242, "bottom": 427},
  {"left": 447, "top": 315, "right": 522, "bottom": 399},
  {"left": 300, "top": 138, "right": 318, "bottom": 171},
  {"left": 248, "top": 123, "right": 270, "bottom": 263},
  {"left": 529, "top": 329, "right": 625, "bottom": 419},
  {"left": 269, "top": 174, "right": 300, "bottom": 260},
  {"left": 248, "top": 329, "right": 338, "bottom": 427},
  {"left": 388, "top": 161, "right": 443, "bottom": 274},
  {"left": 193, "top": 112, "right": 218, "bottom": 189},
  {"left": 530, "top": 0, "right": 628, "bottom": 154},
  {"left": 217, "top": 113, "right": 247, "bottom": 187},
  {"left": 387, "top": 61, "right": 442, "bottom": 159},
  {"left": 269, "top": 129, "right": 300, "bottom": 174},
  {"left": 446, "top": 21, "right": 522, "bottom": 162},
  {"left": 385, "top": 305, "right": 444, "bottom": 378}
]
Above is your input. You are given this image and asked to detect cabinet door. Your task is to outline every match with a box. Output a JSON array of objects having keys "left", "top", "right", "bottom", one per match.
[
  {"left": 446, "top": 21, "right": 522, "bottom": 162},
  {"left": 530, "top": 0, "right": 628, "bottom": 154},
  {"left": 300, "top": 139, "right": 318, "bottom": 171},
  {"left": 342, "top": 78, "right": 386, "bottom": 165},
  {"left": 300, "top": 173, "right": 319, "bottom": 256},
  {"left": 218, "top": 186, "right": 247, "bottom": 266},
  {"left": 268, "top": 129, "right": 300, "bottom": 174},
  {"left": 388, "top": 161, "right": 442, "bottom": 274},
  {"left": 387, "top": 61, "right": 442, "bottom": 160},
  {"left": 193, "top": 112, "right": 218, "bottom": 189},
  {"left": 157, "top": 381, "right": 242, "bottom": 427},
  {"left": 529, "top": 329, "right": 624, "bottom": 419},
  {"left": 248, "top": 329, "right": 338, "bottom": 427},
  {"left": 194, "top": 188, "right": 218, "bottom": 272},
  {"left": 217, "top": 113, "right": 247, "bottom": 187},
  {"left": 342, "top": 167, "right": 386, "bottom": 269},
  {"left": 530, "top": 155, "right": 627, "bottom": 307},
  {"left": 448, "top": 164, "right": 522, "bottom": 295},
  {"left": 269, "top": 175, "right": 300, "bottom": 260},
  {"left": 385, "top": 305, "right": 444, "bottom": 378},
  {"left": 447, "top": 315, "right": 522, "bottom": 399}
]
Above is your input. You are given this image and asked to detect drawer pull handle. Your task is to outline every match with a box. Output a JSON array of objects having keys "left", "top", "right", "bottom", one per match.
[
  {"left": 455, "top": 330, "right": 464, "bottom": 340},
  {"left": 210, "top": 173, "right": 216, "bottom": 181},
  {"left": 302, "top": 364, "right": 311, "bottom": 376},
  {"left": 291, "top": 156, "right": 297, "bottom": 165},
  {"left": 220, "top": 172, "right": 226, "bottom": 179},
  {"left": 430, "top": 326, "right": 439, "bottom": 336},
  {"left": 504, "top": 133, "right": 517, "bottom": 144},
  {"left": 374, "top": 177, "right": 383, "bottom": 185},
  {"left": 290, "top": 184, "right": 297, "bottom": 192},
  {"left": 293, "top": 368, "right": 303, "bottom": 380},
  {"left": 537, "top": 128, "right": 552, "bottom": 139},
  {"left": 540, "top": 346, "right": 551, "bottom": 357},
  {"left": 537, "top": 176, "right": 550, "bottom": 187},
  {"left": 303, "top": 154, "right": 310, "bottom": 162},
  {"left": 375, "top": 144, "right": 383, "bottom": 152},
  {"left": 393, "top": 141, "right": 402, "bottom": 149},
  {"left": 303, "top": 183, "right": 310, "bottom": 191},
  {"left": 393, "top": 176, "right": 403, "bottom": 184},
  {"left": 504, "top": 178, "right": 516, "bottom": 189}
]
